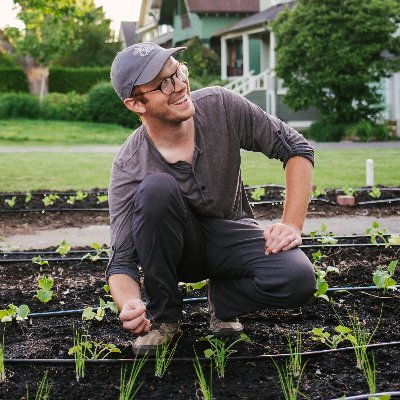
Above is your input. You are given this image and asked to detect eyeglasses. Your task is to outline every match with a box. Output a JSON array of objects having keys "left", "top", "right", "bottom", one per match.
[{"left": 133, "top": 62, "right": 189, "bottom": 97}]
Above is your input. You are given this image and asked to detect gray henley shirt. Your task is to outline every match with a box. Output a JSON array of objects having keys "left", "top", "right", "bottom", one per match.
[{"left": 105, "top": 86, "right": 314, "bottom": 284}]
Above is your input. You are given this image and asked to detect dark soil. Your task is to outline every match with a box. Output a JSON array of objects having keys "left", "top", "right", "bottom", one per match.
[{"left": 1, "top": 244, "right": 399, "bottom": 399}]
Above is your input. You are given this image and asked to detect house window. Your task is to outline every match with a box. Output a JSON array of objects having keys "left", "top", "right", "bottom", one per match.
[{"left": 227, "top": 40, "right": 243, "bottom": 77}]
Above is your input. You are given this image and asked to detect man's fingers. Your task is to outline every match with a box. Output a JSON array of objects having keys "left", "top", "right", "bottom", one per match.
[
  {"left": 265, "top": 233, "right": 301, "bottom": 255},
  {"left": 121, "top": 312, "right": 147, "bottom": 332},
  {"left": 119, "top": 306, "right": 146, "bottom": 322},
  {"left": 125, "top": 318, "right": 151, "bottom": 335}
]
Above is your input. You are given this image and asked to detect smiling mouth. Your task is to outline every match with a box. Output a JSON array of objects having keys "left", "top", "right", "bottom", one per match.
[{"left": 172, "top": 96, "right": 187, "bottom": 106}]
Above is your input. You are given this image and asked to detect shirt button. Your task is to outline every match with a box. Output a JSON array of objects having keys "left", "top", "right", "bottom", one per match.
[{"left": 200, "top": 186, "right": 206, "bottom": 191}]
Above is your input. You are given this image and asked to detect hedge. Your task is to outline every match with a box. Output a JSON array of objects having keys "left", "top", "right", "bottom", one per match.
[
  {"left": 49, "top": 67, "right": 110, "bottom": 94},
  {"left": 0, "top": 68, "right": 29, "bottom": 93}
]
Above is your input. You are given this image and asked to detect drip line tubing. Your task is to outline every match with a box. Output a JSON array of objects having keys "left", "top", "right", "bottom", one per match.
[
  {"left": 0, "top": 190, "right": 107, "bottom": 198},
  {"left": 330, "top": 392, "right": 400, "bottom": 400},
  {"left": 4, "top": 340, "right": 400, "bottom": 365},
  {"left": 0, "top": 208, "right": 108, "bottom": 213},
  {"left": 0, "top": 257, "right": 108, "bottom": 263},
  {"left": 335, "top": 187, "right": 400, "bottom": 193},
  {"left": 25, "top": 286, "right": 400, "bottom": 318},
  {"left": 358, "top": 198, "right": 400, "bottom": 205}
]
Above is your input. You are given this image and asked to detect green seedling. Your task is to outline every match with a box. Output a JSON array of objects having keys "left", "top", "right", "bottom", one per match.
[
  {"left": 311, "top": 325, "right": 351, "bottom": 349},
  {"left": 250, "top": 187, "right": 265, "bottom": 201},
  {"left": 362, "top": 351, "right": 377, "bottom": 395},
  {"left": 55, "top": 240, "right": 72, "bottom": 256},
  {"left": 280, "top": 189, "right": 286, "bottom": 199},
  {"left": 372, "top": 260, "right": 398, "bottom": 293},
  {"left": 96, "top": 194, "right": 108, "bottom": 204},
  {"left": 365, "top": 221, "right": 389, "bottom": 246},
  {"left": 309, "top": 223, "right": 338, "bottom": 246},
  {"left": 42, "top": 193, "right": 59, "bottom": 206},
  {"left": 311, "top": 186, "right": 326, "bottom": 198},
  {"left": 388, "top": 234, "right": 400, "bottom": 246},
  {"left": 368, "top": 186, "right": 381, "bottom": 199},
  {"left": 81, "top": 242, "right": 110, "bottom": 262},
  {"left": 287, "top": 332, "right": 303, "bottom": 378},
  {"left": 66, "top": 195, "right": 76, "bottom": 205},
  {"left": 273, "top": 359, "right": 306, "bottom": 400},
  {"left": 155, "top": 335, "right": 182, "bottom": 378},
  {"left": 200, "top": 333, "right": 251, "bottom": 378},
  {"left": 341, "top": 186, "right": 356, "bottom": 196},
  {"left": 178, "top": 280, "right": 207, "bottom": 294},
  {"left": 67, "top": 190, "right": 88, "bottom": 205},
  {"left": 34, "top": 276, "right": 55, "bottom": 303},
  {"left": 119, "top": 354, "right": 147, "bottom": 400},
  {"left": 31, "top": 256, "right": 49, "bottom": 267},
  {"left": 312, "top": 250, "right": 339, "bottom": 301},
  {"left": 4, "top": 196, "right": 17, "bottom": 208},
  {"left": 26, "top": 370, "right": 52, "bottom": 400},
  {"left": 68, "top": 327, "right": 121, "bottom": 382},
  {"left": 82, "top": 285, "right": 117, "bottom": 321},
  {"left": 0, "top": 304, "right": 30, "bottom": 323},
  {"left": 25, "top": 192, "right": 32, "bottom": 203},
  {"left": 193, "top": 349, "right": 212, "bottom": 400}
]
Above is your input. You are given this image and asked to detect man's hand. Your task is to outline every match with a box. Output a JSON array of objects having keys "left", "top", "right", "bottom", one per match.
[
  {"left": 263, "top": 222, "right": 302, "bottom": 255},
  {"left": 119, "top": 298, "right": 151, "bottom": 335}
]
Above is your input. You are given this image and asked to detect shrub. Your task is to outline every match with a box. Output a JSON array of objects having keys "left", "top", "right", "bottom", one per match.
[
  {"left": 87, "top": 82, "right": 140, "bottom": 128},
  {"left": 305, "top": 121, "right": 347, "bottom": 142},
  {"left": 0, "top": 93, "right": 40, "bottom": 119},
  {"left": 40, "top": 92, "right": 90, "bottom": 122},
  {"left": 0, "top": 68, "right": 29, "bottom": 93},
  {"left": 49, "top": 67, "right": 110, "bottom": 94},
  {"left": 344, "top": 121, "right": 391, "bottom": 142}
]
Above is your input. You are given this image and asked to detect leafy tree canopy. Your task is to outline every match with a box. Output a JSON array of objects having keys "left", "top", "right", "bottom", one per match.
[{"left": 272, "top": 0, "right": 400, "bottom": 124}]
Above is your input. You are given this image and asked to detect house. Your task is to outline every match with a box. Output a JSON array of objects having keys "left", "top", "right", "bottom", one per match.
[{"left": 119, "top": 21, "right": 137, "bottom": 47}]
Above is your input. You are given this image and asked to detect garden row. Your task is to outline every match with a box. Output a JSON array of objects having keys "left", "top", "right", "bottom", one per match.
[{"left": 0, "top": 229, "right": 399, "bottom": 399}]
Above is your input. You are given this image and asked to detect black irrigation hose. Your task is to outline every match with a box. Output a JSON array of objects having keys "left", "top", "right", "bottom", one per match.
[
  {"left": 4, "top": 340, "right": 400, "bottom": 365},
  {"left": 0, "top": 257, "right": 109, "bottom": 263},
  {"left": 330, "top": 392, "right": 400, "bottom": 400},
  {"left": 25, "top": 286, "right": 400, "bottom": 318},
  {"left": 0, "top": 191, "right": 108, "bottom": 198},
  {"left": 0, "top": 208, "right": 109, "bottom": 213}
]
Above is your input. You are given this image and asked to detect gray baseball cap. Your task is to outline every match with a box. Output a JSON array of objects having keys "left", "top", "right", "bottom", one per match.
[{"left": 110, "top": 42, "right": 186, "bottom": 101}]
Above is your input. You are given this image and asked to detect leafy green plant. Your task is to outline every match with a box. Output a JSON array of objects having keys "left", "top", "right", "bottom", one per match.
[
  {"left": 368, "top": 186, "right": 381, "bottom": 199},
  {"left": 96, "top": 194, "right": 108, "bottom": 204},
  {"left": 200, "top": 333, "right": 251, "bottom": 378},
  {"left": 312, "top": 250, "right": 339, "bottom": 301},
  {"left": 66, "top": 195, "right": 76, "bottom": 205},
  {"left": 388, "top": 234, "right": 400, "bottom": 246},
  {"left": 55, "top": 239, "right": 72, "bottom": 256},
  {"left": 81, "top": 242, "right": 110, "bottom": 262},
  {"left": 0, "top": 303, "right": 30, "bottom": 323},
  {"left": 34, "top": 276, "right": 55, "bottom": 303},
  {"left": 25, "top": 192, "right": 32, "bottom": 203},
  {"left": 82, "top": 284, "right": 117, "bottom": 321},
  {"left": 5, "top": 196, "right": 17, "bottom": 207},
  {"left": 42, "top": 193, "right": 60, "bottom": 206},
  {"left": 68, "top": 327, "right": 121, "bottom": 382},
  {"left": 155, "top": 335, "right": 181, "bottom": 378},
  {"left": 365, "top": 221, "right": 389, "bottom": 245},
  {"left": 311, "top": 325, "right": 351, "bottom": 349},
  {"left": 31, "top": 256, "right": 49, "bottom": 267},
  {"left": 372, "top": 260, "right": 398, "bottom": 293},
  {"left": 26, "top": 371, "right": 52, "bottom": 400},
  {"left": 67, "top": 190, "right": 88, "bottom": 205},
  {"left": 250, "top": 187, "right": 265, "bottom": 201},
  {"left": 193, "top": 350, "right": 212, "bottom": 400},
  {"left": 311, "top": 186, "right": 326, "bottom": 198},
  {"left": 341, "top": 186, "right": 356, "bottom": 196},
  {"left": 119, "top": 355, "right": 147, "bottom": 400},
  {"left": 280, "top": 189, "right": 286, "bottom": 199},
  {"left": 309, "top": 223, "right": 338, "bottom": 246},
  {"left": 178, "top": 280, "right": 207, "bottom": 294}
]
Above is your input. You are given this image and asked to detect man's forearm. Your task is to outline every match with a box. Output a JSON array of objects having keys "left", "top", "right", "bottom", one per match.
[
  {"left": 282, "top": 156, "right": 313, "bottom": 231},
  {"left": 108, "top": 274, "right": 142, "bottom": 311}
]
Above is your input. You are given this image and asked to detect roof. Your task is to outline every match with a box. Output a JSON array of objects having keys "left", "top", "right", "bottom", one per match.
[
  {"left": 119, "top": 21, "right": 137, "bottom": 47},
  {"left": 186, "top": 0, "right": 259, "bottom": 14},
  {"left": 215, "top": 1, "right": 295, "bottom": 36}
]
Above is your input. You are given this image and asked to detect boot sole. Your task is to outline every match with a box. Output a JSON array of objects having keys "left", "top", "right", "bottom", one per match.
[{"left": 209, "top": 328, "right": 244, "bottom": 336}]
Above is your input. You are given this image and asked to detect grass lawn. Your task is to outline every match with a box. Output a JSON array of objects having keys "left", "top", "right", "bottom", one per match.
[
  {"left": 0, "top": 119, "right": 132, "bottom": 145},
  {"left": 0, "top": 119, "right": 399, "bottom": 192}
]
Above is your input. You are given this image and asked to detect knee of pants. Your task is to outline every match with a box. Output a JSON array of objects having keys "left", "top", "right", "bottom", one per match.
[{"left": 134, "top": 173, "right": 182, "bottom": 217}]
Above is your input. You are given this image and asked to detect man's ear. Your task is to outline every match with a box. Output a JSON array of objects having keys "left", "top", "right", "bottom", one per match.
[{"left": 124, "top": 97, "right": 146, "bottom": 114}]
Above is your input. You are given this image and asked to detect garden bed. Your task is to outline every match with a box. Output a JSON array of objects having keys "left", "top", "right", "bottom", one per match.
[{"left": 0, "top": 241, "right": 399, "bottom": 399}]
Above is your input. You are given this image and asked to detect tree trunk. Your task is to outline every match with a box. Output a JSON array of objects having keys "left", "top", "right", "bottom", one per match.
[{"left": 23, "top": 57, "right": 49, "bottom": 102}]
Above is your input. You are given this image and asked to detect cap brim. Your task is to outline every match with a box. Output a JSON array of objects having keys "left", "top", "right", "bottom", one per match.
[{"left": 134, "top": 46, "right": 186, "bottom": 86}]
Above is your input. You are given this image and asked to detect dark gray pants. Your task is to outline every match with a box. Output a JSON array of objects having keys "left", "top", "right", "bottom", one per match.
[{"left": 132, "top": 173, "right": 316, "bottom": 322}]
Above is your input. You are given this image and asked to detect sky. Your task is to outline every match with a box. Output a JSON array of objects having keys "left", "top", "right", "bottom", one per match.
[{"left": 0, "top": 0, "right": 141, "bottom": 35}]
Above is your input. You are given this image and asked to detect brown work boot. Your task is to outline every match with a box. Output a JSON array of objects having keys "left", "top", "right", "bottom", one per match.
[
  {"left": 132, "top": 322, "right": 181, "bottom": 355},
  {"left": 207, "top": 283, "right": 243, "bottom": 336}
]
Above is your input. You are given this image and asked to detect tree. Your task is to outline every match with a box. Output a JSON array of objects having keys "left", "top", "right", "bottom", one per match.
[
  {"left": 54, "top": 7, "right": 122, "bottom": 67},
  {"left": 5, "top": 0, "right": 97, "bottom": 99},
  {"left": 272, "top": 0, "right": 400, "bottom": 124}
]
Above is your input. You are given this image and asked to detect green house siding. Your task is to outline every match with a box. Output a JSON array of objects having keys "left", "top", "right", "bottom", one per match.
[
  {"left": 249, "top": 39, "right": 260, "bottom": 75},
  {"left": 277, "top": 96, "right": 319, "bottom": 122}
]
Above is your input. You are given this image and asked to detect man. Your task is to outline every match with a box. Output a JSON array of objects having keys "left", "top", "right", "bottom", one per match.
[{"left": 107, "top": 42, "right": 316, "bottom": 355}]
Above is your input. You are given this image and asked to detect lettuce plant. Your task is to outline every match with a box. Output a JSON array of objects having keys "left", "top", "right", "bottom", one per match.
[
  {"left": 96, "top": 194, "right": 108, "bottom": 204},
  {"left": 341, "top": 186, "right": 356, "bottom": 196},
  {"left": 368, "top": 186, "right": 381, "bottom": 199},
  {"left": 55, "top": 240, "right": 72, "bottom": 256},
  {"left": 67, "top": 190, "right": 88, "bottom": 205},
  {"left": 372, "top": 260, "right": 398, "bottom": 293},
  {"left": 32, "top": 256, "right": 49, "bottom": 267},
  {"left": 200, "top": 333, "right": 251, "bottom": 378},
  {"left": 34, "top": 276, "right": 55, "bottom": 303},
  {"left": 178, "top": 280, "right": 207, "bottom": 294},
  {"left": 42, "top": 193, "right": 59, "bottom": 206},
  {"left": 25, "top": 192, "right": 32, "bottom": 203},
  {"left": 311, "top": 187, "right": 326, "bottom": 199},
  {"left": 250, "top": 187, "right": 265, "bottom": 201},
  {"left": 0, "top": 304, "right": 30, "bottom": 323},
  {"left": 4, "top": 196, "right": 16, "bottom": 207}
]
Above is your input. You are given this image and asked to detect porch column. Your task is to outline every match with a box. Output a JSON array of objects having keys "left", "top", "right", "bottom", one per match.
[
  {"left": 221, "top": 37, "right": 227, "bottom": 80},
  {"left": 242, "top": 33, "right": 250, "bottom": 76},
  {"left": 269, "top": 31, "right": 277, "bottom": 116},
  {"left": 395, "top": 73, "right": 400, "bottom": 136}
]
